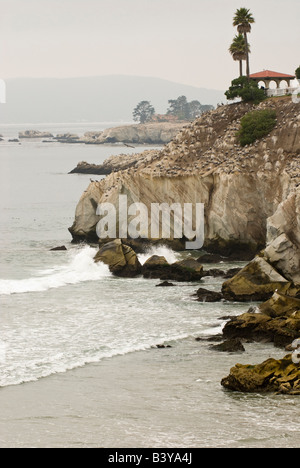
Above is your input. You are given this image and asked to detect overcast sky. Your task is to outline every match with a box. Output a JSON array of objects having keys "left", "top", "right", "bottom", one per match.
[{"left": 1, "top": 0, "right": 299, "bottom": 90}]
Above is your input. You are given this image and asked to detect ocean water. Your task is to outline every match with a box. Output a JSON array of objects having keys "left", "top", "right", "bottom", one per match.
[{"left": 0, "top": 124, "right": 299, "bottom": 448}]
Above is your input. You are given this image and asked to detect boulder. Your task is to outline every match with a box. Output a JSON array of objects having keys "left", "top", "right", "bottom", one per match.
[
  {"left": 260, "top": 289, "right": 300, "bottom": 317},
  {"left": 142, "top": 257, "right": 204, "bottom": 282},
  {"left": 143, "top": 255, "right": 169, "bottom": 267},
  {"left": 221, "top": 354, "right": 300, "bottom": 394},
  {"left": 174, "top": 259, "right": 204, "bottom": 277},
  {"left": 222, "top": 256, "right": 291, "bottom": 302},
  {"left": 210, "top": 338, "right": 245, "bottom": 352},
  {"left": 94, "top": 239, "right": 141, "bottom": 277},
  {"left": 193, "top": 287, "right": 223, "bottom": 302}
]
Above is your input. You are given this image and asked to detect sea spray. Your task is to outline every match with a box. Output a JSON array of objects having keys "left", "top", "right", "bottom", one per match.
[
  {"left": 137, "top": 245, "right": 180, "bottom": 266},
  {"left": 0, "top": 246, "right": 111, "bottom": 295}
]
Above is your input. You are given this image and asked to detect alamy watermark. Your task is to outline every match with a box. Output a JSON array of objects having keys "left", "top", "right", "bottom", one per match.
[
  {"left": 291, "top": 338, "right": 300, "bottom": 365},
  {"left": 96, "top": 195, "right": 205, "bottom": 250}
]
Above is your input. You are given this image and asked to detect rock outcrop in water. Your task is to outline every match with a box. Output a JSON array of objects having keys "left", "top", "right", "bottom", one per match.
[
  {"left": 69, "top": 150, "right": 157, "bottom": 176},
  {"left": 222, "top": 289, "right": 300, "bottom": 347},
  {"left": 92, "top": 122, "right": 186, "bottom": 145},
  {"left": 69, "top": 97, "right": 300, "bottom": 259},
  {"left": 19, "top": 130, "right": 54, "bottom": 139},
  {"left": 221, "top": 354, "right": 300, "bottom": 394}
]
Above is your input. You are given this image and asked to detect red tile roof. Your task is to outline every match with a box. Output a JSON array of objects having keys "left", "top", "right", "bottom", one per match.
[{"left": 250, "top": 70, "right": 295, "bottom": 79}]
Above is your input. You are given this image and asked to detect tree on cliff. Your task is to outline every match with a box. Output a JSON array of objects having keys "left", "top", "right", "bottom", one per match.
[
  {"left": 167, "top": 95, "right": 189, "bottom": 120},
  {"left": 133, "top": 101, "right": 155, "bottom": 124},
  {"left": 229, "top": 34, "right": 250, "bottom": 77},
  {"left": 167, "top": 96, "right": 211, "bottom": 120},
  {"left": 233, "top": 8, "right": 255, "bottom": 79},
  {"left": 296, "top": 66, "right": 300, "bottom": 80}
]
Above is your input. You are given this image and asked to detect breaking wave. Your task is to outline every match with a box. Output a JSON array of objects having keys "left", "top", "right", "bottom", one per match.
[{"left": 0, "top": 246, "right": 111, "bottom": 295}]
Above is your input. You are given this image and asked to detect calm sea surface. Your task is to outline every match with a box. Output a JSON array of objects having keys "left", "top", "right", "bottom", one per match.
[{"left": 0, "top": 123, "right": 299, "bottom": 448}]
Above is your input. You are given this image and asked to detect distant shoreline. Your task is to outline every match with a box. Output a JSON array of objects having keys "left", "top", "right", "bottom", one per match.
[{"left": 0, "top": 121, "right": 188, "bottom": 146}]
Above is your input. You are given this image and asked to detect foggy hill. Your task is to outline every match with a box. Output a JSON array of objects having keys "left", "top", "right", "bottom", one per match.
[{"left": 0, "top": 75, "right": 225, "bottom": 124}]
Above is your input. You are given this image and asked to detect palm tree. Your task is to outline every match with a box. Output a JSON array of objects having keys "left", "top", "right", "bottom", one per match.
[
  {"left": 229, "top": 34, "right": 250, "bottom": 77},
  {"left": 233, "top": 8, "right": 255, "bottom": 79}
]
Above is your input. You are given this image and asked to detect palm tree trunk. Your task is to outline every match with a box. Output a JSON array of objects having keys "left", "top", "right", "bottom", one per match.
[
  {"left": 244, "top": 33, "right": 250, "bottom": 79},
  {"left": 239, "top": 60, "right": 243, "bottom": 77}
]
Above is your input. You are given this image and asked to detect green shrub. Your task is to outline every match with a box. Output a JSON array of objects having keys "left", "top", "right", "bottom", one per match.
[
  {"left": 237, "top": 109, "right": 277, "bottom": 146},
  {"left": 225, "top": 76, "right": 266, "bottom": 104}
]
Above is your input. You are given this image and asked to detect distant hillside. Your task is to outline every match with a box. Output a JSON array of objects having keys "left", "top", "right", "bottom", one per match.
[{"left": 0, "top": 75, "right": 225, "bottom": 124}]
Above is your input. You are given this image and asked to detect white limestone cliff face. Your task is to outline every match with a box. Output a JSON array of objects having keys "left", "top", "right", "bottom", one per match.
[
  {"left": 70, "top": 169, "right": 293, "bottom": 254},
  {"left": 69, "top": 98, "right": 300, "bottom": 260},
  {"left": 265, "top": 187, "right": 300, "bottom": 285}
]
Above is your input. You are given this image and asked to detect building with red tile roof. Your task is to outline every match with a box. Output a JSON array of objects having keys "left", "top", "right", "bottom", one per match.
[{"left": 250, "top": 70, "right": 295, "bottom": 89}]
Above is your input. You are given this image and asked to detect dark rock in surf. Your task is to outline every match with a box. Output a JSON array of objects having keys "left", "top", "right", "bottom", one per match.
[
  {"left": 156, "top": 281, "right": 175, "bottom": 287},
  {"left": 210, "top": 338, "right": 245, "bottom": 352},
  {"left": 193, "top": 287, "right": 223, "bottom": 302},
  {"left": 142, "top": 258, "right": 204, "bottom": 282}
]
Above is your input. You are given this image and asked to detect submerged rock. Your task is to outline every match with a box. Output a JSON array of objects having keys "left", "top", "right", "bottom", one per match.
[
  {"left": 221, "top": 354, "right": 300, "bottom": 394},
  {"left": 156, "top": 281, "right": 175, "bottom": 287}
]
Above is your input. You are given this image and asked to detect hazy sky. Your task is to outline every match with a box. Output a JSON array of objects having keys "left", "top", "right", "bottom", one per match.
[{"left": 1, "top": 0, "right": 299, "bottom": 90}]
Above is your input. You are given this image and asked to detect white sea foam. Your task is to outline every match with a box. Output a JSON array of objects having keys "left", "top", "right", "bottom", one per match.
[
  {"left": 138, "top": 245, "right": 180, "bottom": 265},
  {"left": 0, "top": 246, "right": 111, "bottom": 295}
]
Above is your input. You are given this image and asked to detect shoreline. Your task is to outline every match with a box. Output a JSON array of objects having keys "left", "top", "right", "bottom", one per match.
[{"left": 0, "top": 335, "right": 290, "bottom": 449}]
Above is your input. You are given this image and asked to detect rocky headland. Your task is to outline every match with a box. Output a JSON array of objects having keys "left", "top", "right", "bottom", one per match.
[
  {"left": 19, "top": 130, "right": 54, "bottom": 139},
  {"left": 17, "top": 122, "right": 186, "bottom": 146},
  {"left": 69, "top": 96, "right": 300, "bottom": 394},
  {"left": 69, "top": 97, "right": 299, "bottom": 256}
]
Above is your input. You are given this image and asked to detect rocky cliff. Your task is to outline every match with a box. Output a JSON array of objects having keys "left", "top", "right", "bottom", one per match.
[{"left": 69, "top": 97, "right": 300, "bottom": 259}]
